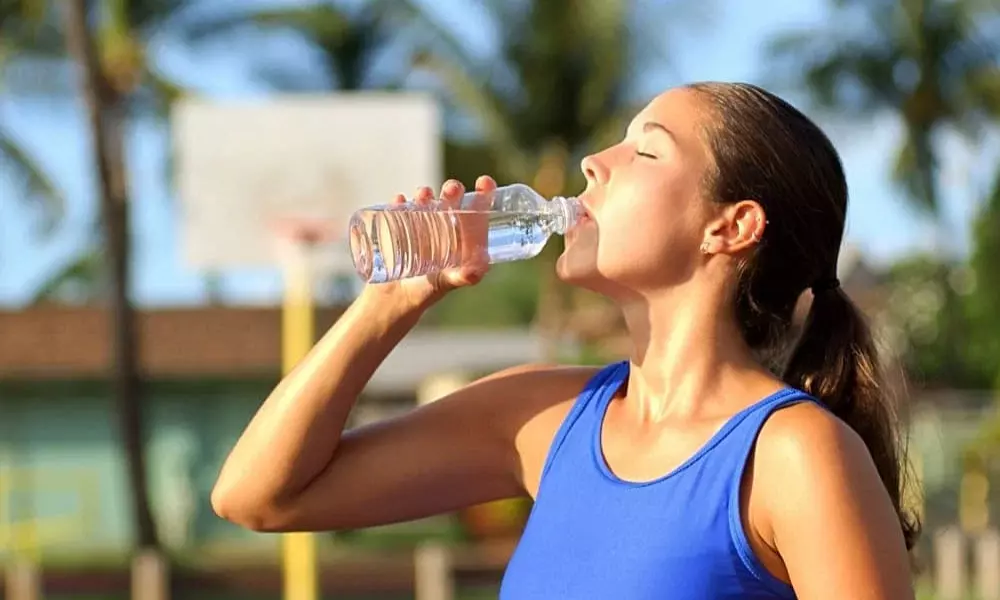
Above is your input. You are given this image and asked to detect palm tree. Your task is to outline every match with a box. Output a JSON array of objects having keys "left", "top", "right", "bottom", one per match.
[
  {"left": 411, "top": 0, "right": 670, "bottom": 358},
  {"left": 766, "top": 0, "right": 1000, "bottom": 387},
  {"left": 58, "top": 0, "right": 196, "bottom": 551},
  {"left": 768, "top": 0, "right": 1000, "bottom": 214}
]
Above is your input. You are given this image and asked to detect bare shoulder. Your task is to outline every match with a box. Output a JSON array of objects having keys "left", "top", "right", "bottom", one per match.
[
  {"left": 753, "top": 400, "right": 891, "bottom": 521},
  {"left": 471, "top": 363, "right": 603, "bottom": 497},
  {"left": 751, "top": 400, "right": 914, "bottom": 599},
  {"left": 755, "top": 400, "right": 869, "bottom": 471}
]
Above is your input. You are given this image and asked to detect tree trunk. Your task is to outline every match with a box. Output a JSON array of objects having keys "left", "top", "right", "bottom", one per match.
[{"left": 63, "top": 0, "right": 160, "bottom": 551}]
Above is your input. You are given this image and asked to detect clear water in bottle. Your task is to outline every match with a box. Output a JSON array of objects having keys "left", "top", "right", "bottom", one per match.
[{"left": 349, "top": 183, "right": 580, "bottom": 283}]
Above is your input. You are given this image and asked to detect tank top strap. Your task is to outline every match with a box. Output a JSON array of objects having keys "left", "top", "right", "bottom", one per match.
[
  {"left": 538, "top": 360, "right": 629, "bottom": 483},
  {"left": 720, "top": 387, "right": 824, "bottom": 471},
  {"left": 721, "top": 387, "right": 823, "bottom": 597},
  {"left": 715, "top": 387, "right": 824, "bottom": 493}
]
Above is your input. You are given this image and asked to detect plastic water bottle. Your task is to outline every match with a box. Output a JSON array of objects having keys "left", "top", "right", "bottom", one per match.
[{"left": 348, "top": 183, "right": 581, "bottom": 283}]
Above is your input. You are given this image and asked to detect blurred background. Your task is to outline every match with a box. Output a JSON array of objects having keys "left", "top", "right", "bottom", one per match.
[{"left": 1, "top": 0, "right": 999, "bottom": 598}]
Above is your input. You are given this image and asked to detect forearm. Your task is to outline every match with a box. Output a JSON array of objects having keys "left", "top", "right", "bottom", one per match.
[{"left": 212, "top": 287, "right": 427, "bottom": 514}]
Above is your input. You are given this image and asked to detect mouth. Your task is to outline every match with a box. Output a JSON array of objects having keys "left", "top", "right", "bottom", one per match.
[{"left": 576, "top": 196, "right": 595, "bottom": 224}]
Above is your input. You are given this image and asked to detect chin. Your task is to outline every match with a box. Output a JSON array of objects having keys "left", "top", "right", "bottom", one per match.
[
  {"left": 555, "top": 254, "right": 613, "bottom": 294},
  {"left": 556, "top": 253, "right": 654, "bottom": 303}
]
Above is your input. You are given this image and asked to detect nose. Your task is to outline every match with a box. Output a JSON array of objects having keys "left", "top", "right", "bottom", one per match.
[{"left": 580, "top": 151, "right": 610, "bottom": 186}]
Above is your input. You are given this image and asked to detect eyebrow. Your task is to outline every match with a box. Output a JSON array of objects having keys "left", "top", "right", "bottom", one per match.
[{"left": 642, "top": 121, "right": 675, "bottom": 140}]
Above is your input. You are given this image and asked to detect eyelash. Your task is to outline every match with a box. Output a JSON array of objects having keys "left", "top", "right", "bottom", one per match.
[{"left": 636, "top": 151, "right": 657, "bottom": 159}]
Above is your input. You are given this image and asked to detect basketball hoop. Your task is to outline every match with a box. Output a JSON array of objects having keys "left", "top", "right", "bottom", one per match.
[
  {"left": 268, "top": 216, "right": 341, "bottom": 245},
  {"left": 267, "top": 216, "right": 347, "bottom": 276}
]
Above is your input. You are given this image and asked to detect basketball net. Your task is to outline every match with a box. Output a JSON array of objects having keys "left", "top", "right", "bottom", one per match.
[{"left": 267, "top": 216, "right": 343, "bottom": 277}]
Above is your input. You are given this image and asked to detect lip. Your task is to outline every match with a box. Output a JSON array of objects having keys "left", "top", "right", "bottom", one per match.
[{"left": 576, "top": 195, "right": 596, "bottom": 222}]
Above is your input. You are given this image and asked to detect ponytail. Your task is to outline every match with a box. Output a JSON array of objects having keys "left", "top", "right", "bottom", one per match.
[
  {"left": 782, "top": 286, "right": 920, "bottom": 551},
  {"left": 687, "top": 79, "right": 920, "bottom": 550}
]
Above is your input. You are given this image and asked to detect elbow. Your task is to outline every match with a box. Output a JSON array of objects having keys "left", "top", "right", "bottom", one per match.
[
  {"left": 210, "top": 482, "right": 261, "bottom": 530},
  {"left": 211, "top": 481, "right": 290, "bottom": 533}
]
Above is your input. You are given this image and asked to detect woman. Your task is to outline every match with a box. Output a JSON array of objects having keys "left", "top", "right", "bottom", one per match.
[{"left": 212, "top": 82, "right": 918, "bottom": 599}]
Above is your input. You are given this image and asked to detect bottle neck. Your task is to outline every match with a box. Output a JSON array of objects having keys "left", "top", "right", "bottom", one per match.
[{"left": 549, "top": 196, "right": 580, "bottom": 235}]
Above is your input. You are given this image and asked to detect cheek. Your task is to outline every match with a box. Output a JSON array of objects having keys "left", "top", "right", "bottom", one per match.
[
  {"left": 597, "top": 213, "right": 681, "bottom": 275},
  {"left": 595, "top": 195, "right": 704, "bottom": 280},
  {"left": 558, "top": 166, "right": 707, "bottom": 287}
]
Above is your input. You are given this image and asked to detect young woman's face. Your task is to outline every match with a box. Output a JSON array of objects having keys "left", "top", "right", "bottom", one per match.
[{"left": 557, "top": 87, "right": 721, "bottom": 298}]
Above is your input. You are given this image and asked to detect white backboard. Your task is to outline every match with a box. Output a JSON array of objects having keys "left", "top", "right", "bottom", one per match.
[{"left": 172, "top": 93, "right": 442, "bottom": 274}]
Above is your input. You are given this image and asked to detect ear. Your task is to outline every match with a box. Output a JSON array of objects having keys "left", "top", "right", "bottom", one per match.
[{"left": 702, "top": 200, "right": 767, "bottom": 255}]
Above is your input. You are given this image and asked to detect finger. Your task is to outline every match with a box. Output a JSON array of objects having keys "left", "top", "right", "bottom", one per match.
[
  {"left": 438, "top": 272, "right": 465, "bottom": 291},
  {"left": 438, "top": 267, "right": 480, "bottom": 290},
  {"left": 474, "top": 175, "right": 497, "bottom": 193},
  {"left": 472, "top": 175, "right": 497, "bottom": 211},
  {"left": 439, "top": 179, "right": 465, "bottom": 208},
  {"left": 414, "top": 186, "right": 435, "bottom": 206}
]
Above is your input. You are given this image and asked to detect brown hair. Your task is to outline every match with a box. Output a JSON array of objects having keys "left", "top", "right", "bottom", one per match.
[{"left": 688, "top": 81, "right": 920, "bottom": 551}]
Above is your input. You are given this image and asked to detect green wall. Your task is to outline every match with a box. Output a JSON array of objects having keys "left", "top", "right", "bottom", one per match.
[{"left": 0, "top": 379, "right": 281, "bottom": 559}]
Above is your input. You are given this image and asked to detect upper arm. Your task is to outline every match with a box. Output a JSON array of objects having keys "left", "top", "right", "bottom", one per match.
[
  {"left": 756, "top": 404, "right": 915, "bottom": 600},
  {"left": 257, "top": 364, "right": 591, "bottom": 532}
]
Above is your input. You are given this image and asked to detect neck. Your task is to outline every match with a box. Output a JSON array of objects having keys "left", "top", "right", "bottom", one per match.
[{"left": 619, "top": 285, "right": 768, "bottom": 422}]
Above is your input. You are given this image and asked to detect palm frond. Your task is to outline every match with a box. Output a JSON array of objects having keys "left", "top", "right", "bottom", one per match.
[
  {"left": 766, "top": 0, "right": 999, "bottom": 220},
  {"left": 414, "top": 52, "right": 530, "bottom": 180},
  {"left": 183, "top": 4, "right": 410, "bottom": 91},
  {"left": 129, "top": 63, "right": 185, "bottom": 117},
  {"left": 0, "top": 0, "right": 64, "bottom": 57},
  {"left": 184, "top": 5, "right": 350, "bottom": 45},
  {"left": 891, "top": 127, "right": 939, "bottom": 214},
  {"left": 124, "top": 0, "right": 201, "bottom": 34},
  {"left": 964, "top": 68, "right": 1000, "bottom": 117},
  {"left": 0, "top": 123, "right": 63, "bottom": 234},
  {"left": 768, "top": 32, "right": 901, "bottom": 114},
  {"left": 29, "top": 245, "right": 104, "bottom": 305}
]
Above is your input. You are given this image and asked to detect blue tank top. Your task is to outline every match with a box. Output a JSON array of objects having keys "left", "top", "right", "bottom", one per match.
[{"left": 499, "top": 360, "right": 818, "bottom": 599}]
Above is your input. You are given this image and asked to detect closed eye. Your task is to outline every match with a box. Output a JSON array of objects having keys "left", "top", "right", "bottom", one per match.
[{"left": 636, "top": 151, "right": 658, "bottom": 159}]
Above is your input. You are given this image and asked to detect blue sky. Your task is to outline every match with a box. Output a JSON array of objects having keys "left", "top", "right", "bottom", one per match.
[{"left": 1, "top": 0, "right": 997, "bottom": 307}]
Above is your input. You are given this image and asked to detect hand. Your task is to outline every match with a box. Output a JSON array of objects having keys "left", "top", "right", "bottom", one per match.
[{"left": 363, "top": 175, "right": 497, "bottom": 309}]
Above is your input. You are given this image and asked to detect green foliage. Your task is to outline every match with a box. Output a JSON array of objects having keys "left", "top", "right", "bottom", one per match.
[
  {"left": 0, "top": 125, "right": 63, "bottom": 234},
  {"left": 183, "top": 0, "right": 421, "bottom": 91},
  {"left": 882, "top": 238, "right": 999, "bottom": 390},
  {"left": 4, "top": 0, "right": 194, "bottom": 303},
  {"left": 771, "top": 0, "right": 1000, "bottom": 390},
  {"left": 409, "top": 0, "right": 668, "bottom": 339},
  {"left": 767, "top": 0, "right": 1000, "bottom": 214},
  {"left": 412, "top": 0, "right": 654, "bottom": 189},
  {"left": 29, "top": 246, "right": 104, "bottom": 305},
  {"left": 0, "top": 0, "right": 64, "bottom": 235},
  {"left": 423, "top": 260, "right": 541, "bottom": 328},
  {"left": 966, "top": 171, "right": 1000, "bottom": 388},
  {"left": 883, "top": 256, "right": 977, "bottom": 387}
]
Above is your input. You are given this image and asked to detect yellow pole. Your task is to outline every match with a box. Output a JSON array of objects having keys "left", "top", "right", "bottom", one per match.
[
  {"left": 0, "top": 451, "right": 10, "bottom": 555},
  {"left": 281, "top": 240, "right": 318, "bottom": 600}
]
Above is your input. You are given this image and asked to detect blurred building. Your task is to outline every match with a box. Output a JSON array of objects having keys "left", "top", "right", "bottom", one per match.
[{"left": 0, "top": 305, "right": 556, "bottom": 557}]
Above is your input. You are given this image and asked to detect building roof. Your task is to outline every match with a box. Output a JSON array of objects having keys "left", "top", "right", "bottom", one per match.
[{"left": 0, "top": 306, "right": 555, "bottom": 394}]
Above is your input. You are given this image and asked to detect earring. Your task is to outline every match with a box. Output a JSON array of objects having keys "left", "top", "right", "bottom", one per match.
[{"left": 700, "top": 242, "right": 710, "bottom": 254}]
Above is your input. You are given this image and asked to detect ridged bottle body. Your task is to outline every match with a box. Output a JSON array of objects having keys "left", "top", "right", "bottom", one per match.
[{"left": 349, "top": 183, "right": 580, "bottom": 283}]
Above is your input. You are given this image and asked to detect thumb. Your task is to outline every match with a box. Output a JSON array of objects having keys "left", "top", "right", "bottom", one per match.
[{"left": 438, "top": 265, "right": 486, "bottom": 289}]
